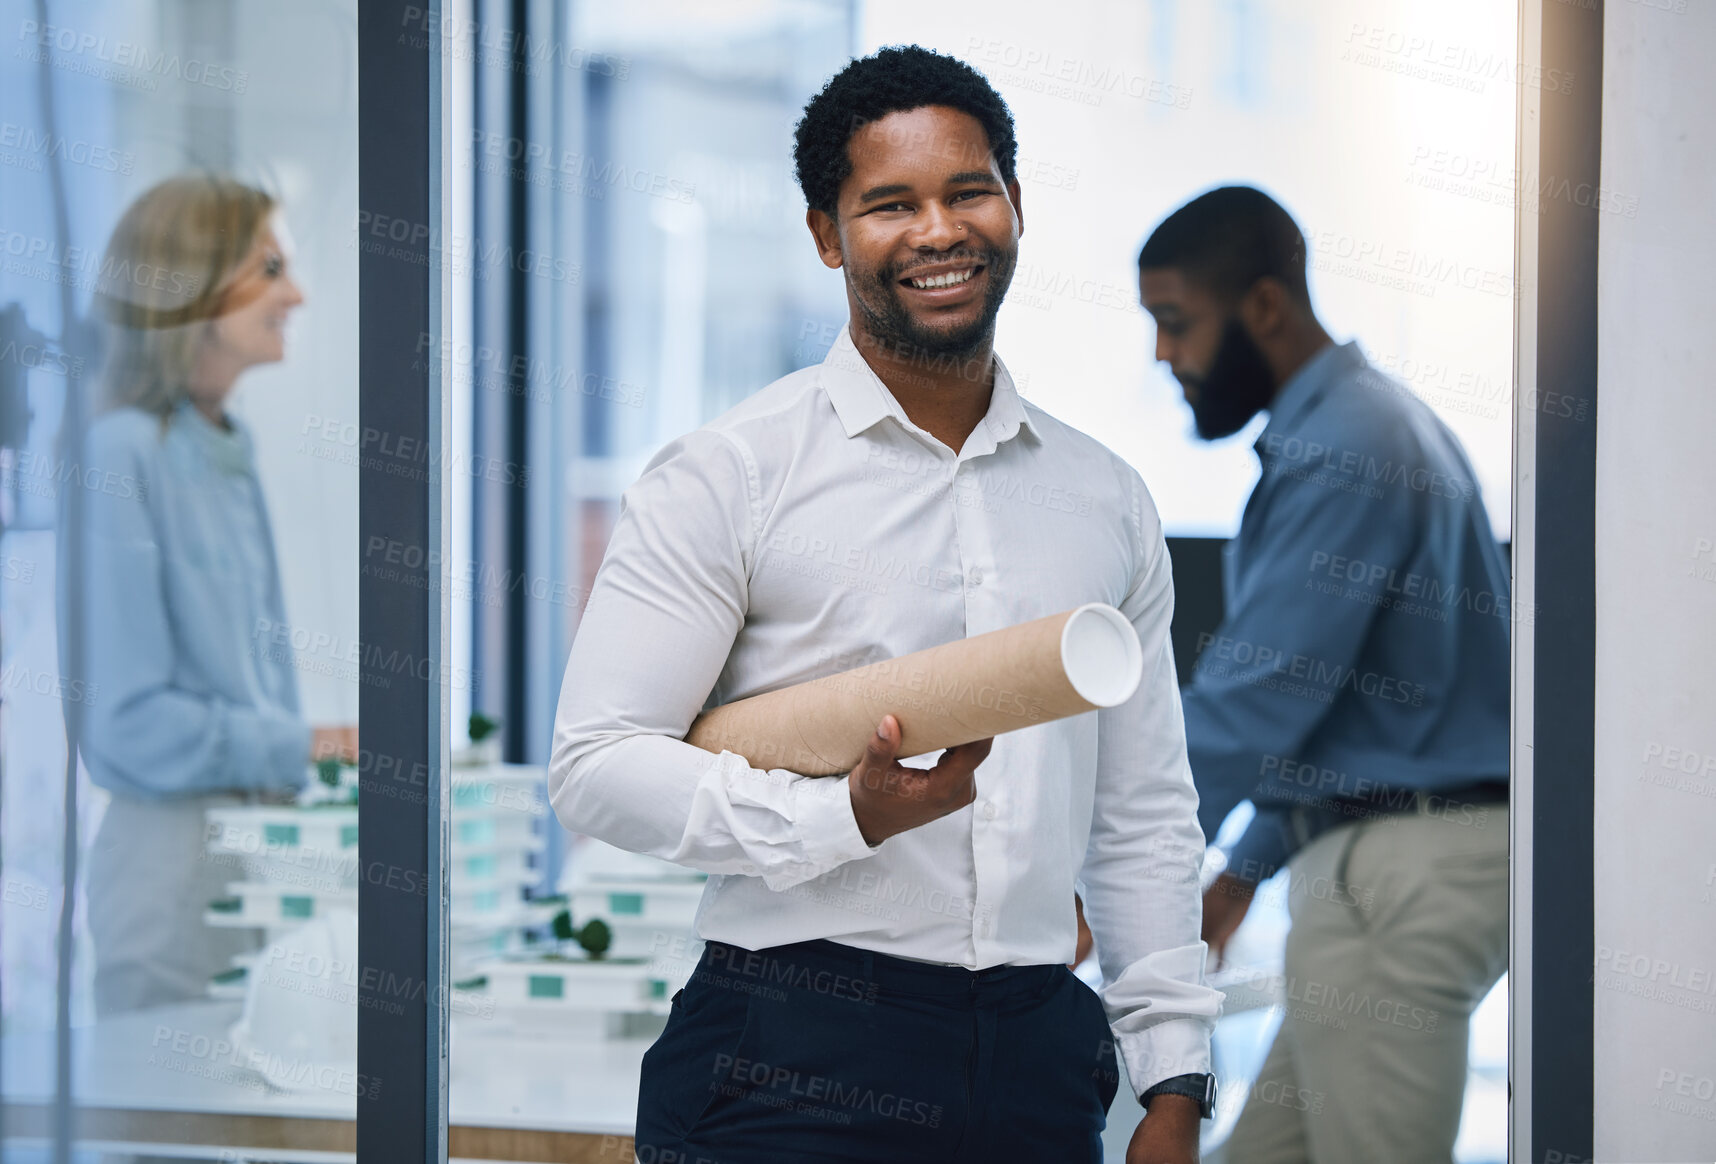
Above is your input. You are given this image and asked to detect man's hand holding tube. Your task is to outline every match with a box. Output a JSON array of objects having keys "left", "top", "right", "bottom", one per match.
[{"left": 847, "top": 714, "right": 993, "bottom": 846}]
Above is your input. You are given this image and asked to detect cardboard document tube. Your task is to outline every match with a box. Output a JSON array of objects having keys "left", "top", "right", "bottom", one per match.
[{"left": 685, "top": 603, "right": 1143, "bottom": 776}]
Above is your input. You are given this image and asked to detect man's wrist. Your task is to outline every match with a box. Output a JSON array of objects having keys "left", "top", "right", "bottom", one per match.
[
  {"left": 1139, "top": 1072, "right": 1217, "bottom": 1118},
  {"left": 1141, "top": 1092, "right": 1202, "bottom": 1118}
]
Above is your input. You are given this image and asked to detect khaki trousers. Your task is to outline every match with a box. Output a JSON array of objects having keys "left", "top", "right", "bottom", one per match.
[
  {"left": 87, "top": 792, "right": 261, "bottom": 1017},
  {"left": 1220, "top": 799, "right": 1508, "bottom": 1164}
]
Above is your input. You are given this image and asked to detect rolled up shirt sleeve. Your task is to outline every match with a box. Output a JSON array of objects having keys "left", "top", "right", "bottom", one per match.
[
  {"left": 1080, "top": 477, "right": 1222, "bottom": 1097},
  {"left": 549, "top": 429, "right": 877, "bottom": 891}
]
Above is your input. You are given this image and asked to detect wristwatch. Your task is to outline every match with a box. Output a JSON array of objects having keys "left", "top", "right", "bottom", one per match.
[{"left": 1139, "top": 1073, "right": 1217, "bottom": 1119}]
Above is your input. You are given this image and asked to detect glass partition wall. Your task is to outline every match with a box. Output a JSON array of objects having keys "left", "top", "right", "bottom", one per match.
[
  {"left": 1, "top": 0, "right": 365, "bottom": 1158},
  {"left": 443, "top": 3, "right": 855, "bottom": 1159},
  {"left": 445, "top": 1, "right": 1515, "bottom": 1162},
  {"left": 1, "top": 0, "right": 1521, "bottom": 1160}
]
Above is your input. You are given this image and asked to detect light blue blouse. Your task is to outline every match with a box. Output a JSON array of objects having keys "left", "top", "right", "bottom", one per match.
[{"left": 62, "top": 398, "right": 310, "bottom": 800}]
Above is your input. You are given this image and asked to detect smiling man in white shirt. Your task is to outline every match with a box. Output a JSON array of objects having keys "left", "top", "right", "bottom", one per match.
[{"left": 551, "top": 44, "right": 1220, "bottom": 1164}]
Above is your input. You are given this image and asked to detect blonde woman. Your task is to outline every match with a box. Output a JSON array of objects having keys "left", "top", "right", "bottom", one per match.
[{"left": 65, "top": 175, "right": 356, "bottom": 1016}]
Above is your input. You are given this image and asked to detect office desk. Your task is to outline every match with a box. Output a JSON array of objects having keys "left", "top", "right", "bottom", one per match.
[{"left": 3, "top": 1001, "right": 646, "bottom": 1162}]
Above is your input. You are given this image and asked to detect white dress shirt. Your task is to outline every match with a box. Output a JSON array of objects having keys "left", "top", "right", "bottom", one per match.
[{"left": 550, "top": 326, "right": 1221, "bottom": 1094}]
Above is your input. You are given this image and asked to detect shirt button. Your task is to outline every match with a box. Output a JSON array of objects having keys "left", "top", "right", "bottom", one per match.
[
  {"left": 980, "top": 801, "right": 997, "bottom": 821},
  {"left": 968, "top": 568, "right": 983, "bottom": 586},
  {"left": 741, "top": 864, "right": 757, "bottom": 875}
]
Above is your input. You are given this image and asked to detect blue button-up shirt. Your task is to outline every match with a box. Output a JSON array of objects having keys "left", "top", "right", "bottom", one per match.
[
  {"left": 1180, "top": 341, "right": 1511, "bottom": 880},
  {"left": 60, "top": 400, "right": 310, "bottom": 800}
]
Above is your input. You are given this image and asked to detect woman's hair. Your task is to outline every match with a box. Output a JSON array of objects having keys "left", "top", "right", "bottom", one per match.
[{"left": 94, "top": 174, "right": 276, "bottom": 418}]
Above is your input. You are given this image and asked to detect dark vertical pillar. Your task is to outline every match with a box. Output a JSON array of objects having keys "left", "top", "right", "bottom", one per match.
[
  {"left": 502, "top": 0, "right": 532, "bottom": 760},
  {"left": 358, "top": 2, "right": 448, "bottom": 1160},
  {"left": 1531, "top": 1, "right": 1602, "bottom": 1158}
]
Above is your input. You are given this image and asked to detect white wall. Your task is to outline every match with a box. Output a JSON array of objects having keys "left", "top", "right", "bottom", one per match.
[
  {"left": 227, "top": 0, "right": 361, "bottom": 727},
  {"left": 860, "top": 0, "right": 1517, "bottom": 537},
  {"left": 1593, "top": 1, "right": 1716, "bottom": 1156},
  {"left": 104, "top": 0, "right": 362, "bottom": 728}
]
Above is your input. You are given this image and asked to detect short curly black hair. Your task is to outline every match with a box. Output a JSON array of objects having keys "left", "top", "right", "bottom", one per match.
[
  {"left": 793, "top": 45, "right": 1017, "bottom": 218},
  {"left": 1138, "top": 186, "right": 1311, "bottom": 305}
]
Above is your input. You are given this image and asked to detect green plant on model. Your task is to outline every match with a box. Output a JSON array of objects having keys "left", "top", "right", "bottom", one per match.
[
  {"left": 577, "top": 918, "right": 612, "bottom": 959},
  {"left": 468, "top": 712, "right": 500, "bottom": 743},
  {"left": 549, "top": 909, "right": 612, "bottom": 960}
]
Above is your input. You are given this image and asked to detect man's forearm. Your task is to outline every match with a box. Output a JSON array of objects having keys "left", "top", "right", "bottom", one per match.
[{"left": 549, "top": 731, "right": 874, "bottom": 890}]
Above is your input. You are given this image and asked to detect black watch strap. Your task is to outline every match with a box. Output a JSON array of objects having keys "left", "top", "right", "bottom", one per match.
[{"left": 1139, "top": 1072, "right": 1217, "bottom": 1119}]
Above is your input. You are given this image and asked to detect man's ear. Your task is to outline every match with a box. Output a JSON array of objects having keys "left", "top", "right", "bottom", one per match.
[
  {"left": 806, "top": 208, "right": 843, "bottom": 270},
  {"left": 1007, "top": 179, "right": 1024, "bottom": 240},
  {"left": 1238, "top": 277, "right": 1291, "bottom": 340}
]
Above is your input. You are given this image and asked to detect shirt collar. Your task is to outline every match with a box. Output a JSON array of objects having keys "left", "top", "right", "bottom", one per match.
[
  {"left": 1256, "top": 340, "right": 1366, "bottom": 450},
  {"left": 175, "top": 397, "right": 255, "bottom": 476},
  {"left": 818, "top": 325, "right": 1039, "bottom": 450}
]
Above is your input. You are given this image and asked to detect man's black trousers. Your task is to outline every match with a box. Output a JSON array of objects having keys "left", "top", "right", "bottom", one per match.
[{"left": 634, "top": 937, "right": 1120, "bottom": 1164}]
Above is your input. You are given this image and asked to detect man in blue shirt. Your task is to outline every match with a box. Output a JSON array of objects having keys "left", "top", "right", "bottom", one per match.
[{"left": 1137, "top": 186, "right": 1510, "bottom": 1162}]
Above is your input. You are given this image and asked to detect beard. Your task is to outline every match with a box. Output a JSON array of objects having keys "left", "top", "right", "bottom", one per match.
[
  {"left": 850, "top": 244, "right": 1016, "bottom": 364},
  {"left": 1184, "top": 317, "right": 1278, "bottom": 440}
]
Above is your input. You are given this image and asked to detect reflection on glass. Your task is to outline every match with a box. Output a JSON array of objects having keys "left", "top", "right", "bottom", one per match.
[
  {"left": 69, "top": 175, "right": 353, "bottom": 1018},
  {"left": 0, "top": 0, "right": 1522, "bottom": 1158},
  {"left": 2, "top": 2, "right": 361, "bottom": 1159},
  {"left": 443, "top": 3, "right": 854, "bottom": 1159},
  {"left": 449, "top": 2, "right": 1513, "bottom": 1161}
]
